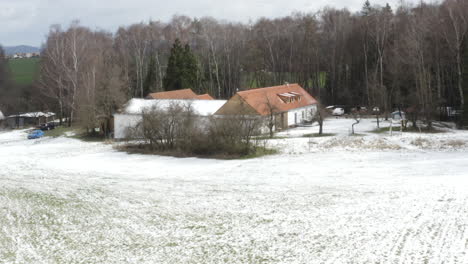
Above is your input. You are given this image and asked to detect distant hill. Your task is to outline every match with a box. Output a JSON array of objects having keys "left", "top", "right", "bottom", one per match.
[{"left": 3, "top": 45, "right": 40, "bottom": 55}]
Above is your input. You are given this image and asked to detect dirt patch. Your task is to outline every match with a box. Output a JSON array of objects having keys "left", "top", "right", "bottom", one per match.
[
  {"left": 411, "top": 138, "right": 432, "bottom": 148},
  {"left": 320, "top": 137, "right": 402, "bottom": 150},
  {"left": 444, "top": 139, "right": 466, "bottom": 148},
  {"left": 410, "top": 137, "right": 467, "bottom": 150}
]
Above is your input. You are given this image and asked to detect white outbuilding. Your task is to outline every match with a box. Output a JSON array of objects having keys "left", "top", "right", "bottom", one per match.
[{"left": 114, "top": 98, "right": 227, "bottom": 139}]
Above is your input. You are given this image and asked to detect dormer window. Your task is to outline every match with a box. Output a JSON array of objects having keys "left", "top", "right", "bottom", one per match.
[{"left": 278, "top": 92, "right": 302, "bottom": 103}]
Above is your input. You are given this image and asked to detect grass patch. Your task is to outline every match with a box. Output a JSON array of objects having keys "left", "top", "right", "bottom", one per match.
[
  {"left": 405, "top": 126, "right": 446, "bottom": 133},
  {"left": 44, "top": 126, "right": 77, "bottom": 138},
  {"left": 45, "top": 126, "right": 106, "bottom": 142},
  {"left": 255, "top": 135, "right": 289, "bottom": 140},
  {"left": 303, "top": 133, "right": 335, "bottom": 138},
  {"left": 239, "top": 147, "right": 279, "bottom": 159},
  {"left": 370, "top": 127, "right": 397, "bottom": 134},
  {"left": 8, "top": 58, "right": 40, "bottom": 85},
  {"left": 349, "top": 133, "right": 365, "bottom": 137},
  {"left": 117, "top": 144, "right": 278, "bottom": 160},
  {"left": 445, "top": 139, "right": 466, "bottom": 148},
  {"left": 321, "top": 137, "right": 402, "bottom": 150},
  {"left": 69, "top": 133, "right": 106, "bottom": 142}
]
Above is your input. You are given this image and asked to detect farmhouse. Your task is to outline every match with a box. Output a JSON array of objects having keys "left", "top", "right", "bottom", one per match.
[
  {"left": 146, "top": 89, "right": 214, "bottom": 100},
  {"left": 114, "top": 98, "right": 227, "bottom": 139},
  {"left": 215, "top": 84, "right": 318, "bottom": 131},
  {"left": 6, "top": 112, "right": 55, "bottom": 128}
]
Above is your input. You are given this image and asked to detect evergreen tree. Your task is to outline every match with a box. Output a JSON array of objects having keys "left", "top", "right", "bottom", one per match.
[
  {"left": 361, "top": 0, "right": 372, "bottom": 16},
  {"left": 163, "top": 39, "right": 198, "bottom": 91},
  {"left": 181, "top": 44, "right": 198, "bottom": 90}
]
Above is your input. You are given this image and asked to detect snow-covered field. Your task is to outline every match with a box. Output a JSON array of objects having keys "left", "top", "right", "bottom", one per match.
[{"left": 1, "top": 118, "right": 468, "bottom": 263}]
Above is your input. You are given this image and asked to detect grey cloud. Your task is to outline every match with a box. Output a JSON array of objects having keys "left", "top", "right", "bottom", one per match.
[{"left": 0, "top": 0, "right": 417, "bottom": 46}]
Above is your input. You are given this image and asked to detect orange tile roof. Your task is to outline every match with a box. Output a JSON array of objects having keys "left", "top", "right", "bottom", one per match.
[
  {"left": 196, "top": 94, "right": 215, "bottom": 100},
  {"left": 146, "top": 89, "right": 198, "bottom": 99},
  {"left": 236, "top": 83, "right": 317, "bottom": 115},
  {"left": 146, "top": 89, "right": 215, "bottom": 100}
]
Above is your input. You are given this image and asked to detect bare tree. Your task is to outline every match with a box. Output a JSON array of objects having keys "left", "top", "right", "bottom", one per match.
[
  {"left": 39, "top": 25, "right": 68, "bottom": 124},
  {"left": 369, "top": 4, "right": 393, "bottom": 117},
  {"left": 351, "top": 110, "right": 361, "bottom": 135},
  {"left": 262, "top": 93, "right": 280, "bottom": 138},
  {"left": 312, "top": 101, "right": 327, "bottom": 135},
  {"left": 440, "top": 0, "right": 468, "bottom": 109}
]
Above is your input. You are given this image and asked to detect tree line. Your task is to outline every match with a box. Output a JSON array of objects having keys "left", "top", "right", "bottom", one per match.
[{"left": 1, "top": 0, "right": 468, "bottom": 130}]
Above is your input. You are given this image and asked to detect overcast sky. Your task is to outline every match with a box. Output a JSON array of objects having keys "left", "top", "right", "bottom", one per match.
[{"left": 0, "top": 0, "right": 419, "bottom": 47}]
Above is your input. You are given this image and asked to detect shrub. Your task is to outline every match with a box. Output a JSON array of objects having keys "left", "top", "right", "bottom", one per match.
[
  {"left": 134, "top": 102, "right": 266, "bottom": 157},
  {"left": 204, "top": 116, "right": 263, "bottom": 155}
]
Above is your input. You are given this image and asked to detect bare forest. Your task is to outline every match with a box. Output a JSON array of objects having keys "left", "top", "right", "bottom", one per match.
[{"left": 1, "top": 0, "right": 468, "bottom": 130}]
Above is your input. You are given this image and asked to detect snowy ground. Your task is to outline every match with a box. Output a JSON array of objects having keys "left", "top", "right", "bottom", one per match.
[{"left": 1, "top": 119, "right": 468, "bottom": 263}]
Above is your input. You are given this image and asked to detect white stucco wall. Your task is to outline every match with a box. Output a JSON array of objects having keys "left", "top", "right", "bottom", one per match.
[
  {"left": 114, "top": 113, "right": 215, "bottom": 140},
  {"left": 114, "top": 114, "right": 143, "bottom": 139},
  {"left": 287, "top": 105, "right": 317, "bottom": 126}
]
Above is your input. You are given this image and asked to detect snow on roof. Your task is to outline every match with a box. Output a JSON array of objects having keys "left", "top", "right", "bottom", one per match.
[
  {"left": 278, "top": 92, "right": 301, "bottom": 98},
  {"left": 121, "top": 99, "right": 227, "bottom": 116},
  {"left": 278, "top": 93, "right": 295, "bottom": 97},
  {"left": 7, "top": 112, "right": 56, "bottom": 118}
]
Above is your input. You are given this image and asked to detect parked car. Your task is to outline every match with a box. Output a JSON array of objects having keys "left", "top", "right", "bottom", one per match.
[
  {"left": 332, "top": 107, "right": 345, "bottom": 116},
  {"left": 38, "top": 122, "right": 55, "bottom": 131},
  {"left": 28, "top": 130, "right": 45, "bottom": 139}
]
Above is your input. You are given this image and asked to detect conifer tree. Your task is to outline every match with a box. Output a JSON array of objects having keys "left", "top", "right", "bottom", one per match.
[
  {"left": 361, "top": 0, "right": 371, "bottom": 16},
  {"left": 163, "top": 39, "right": 198, "bottom": 91}
]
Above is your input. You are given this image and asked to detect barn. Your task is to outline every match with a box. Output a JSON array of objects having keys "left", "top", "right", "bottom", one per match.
[
  {"left": 215, "top": 83, "right": 318, "bottom": 131},
  {"left": 114, "top": 99, "right": 227, "bottom": 139},
  {"left": 6, "top": 112, "right": 56, "bottom": 129}
]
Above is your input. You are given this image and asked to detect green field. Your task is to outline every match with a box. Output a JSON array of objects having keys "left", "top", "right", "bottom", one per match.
[{"left": 8, "top": 58, "right": 40, "bottom": 86}]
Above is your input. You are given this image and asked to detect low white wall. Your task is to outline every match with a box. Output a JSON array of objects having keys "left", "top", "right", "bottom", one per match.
[
  {"left": 114, "top": 114, "right": 143, "bottom": 139},
  {"left": 114, "top": 114, "right": 213, "bottom": 140}
]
